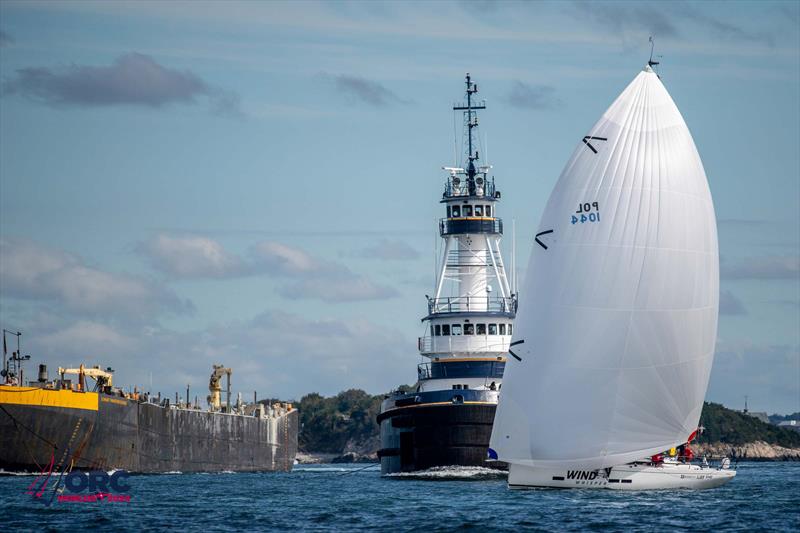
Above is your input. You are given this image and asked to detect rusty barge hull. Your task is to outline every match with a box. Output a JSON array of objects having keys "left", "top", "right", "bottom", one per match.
[{"left": 0, "top": 387, "right": 298, "bottom": 473}]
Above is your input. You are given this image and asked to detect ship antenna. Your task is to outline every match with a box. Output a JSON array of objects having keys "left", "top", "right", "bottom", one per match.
[
  {"left": 648, "top": 36, "right": 659, "bottom": 67},
  {"left": 648, "top": 36, "right": 663, "bottom": 78},
  {"left": 453, "top": 73, "right": 485, "bottom": 179}
]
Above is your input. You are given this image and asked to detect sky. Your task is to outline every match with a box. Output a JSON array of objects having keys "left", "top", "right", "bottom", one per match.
[{"left": 0, "top": 0, "right": 798, "bottom": 413}]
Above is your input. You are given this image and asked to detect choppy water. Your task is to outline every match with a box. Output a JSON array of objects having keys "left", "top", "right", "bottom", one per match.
[{"left": 1, "top": 462, "right": 798, "bottom": 531}]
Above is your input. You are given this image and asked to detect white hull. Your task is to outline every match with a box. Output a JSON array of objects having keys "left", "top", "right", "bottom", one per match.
[{"left": 508, "top": 461, "right": 736, "bottom": 491}]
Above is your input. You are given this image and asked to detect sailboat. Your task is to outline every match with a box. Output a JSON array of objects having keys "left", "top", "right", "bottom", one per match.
[{"left": 488, "top": 63, "right": 736, "bottom": 490}]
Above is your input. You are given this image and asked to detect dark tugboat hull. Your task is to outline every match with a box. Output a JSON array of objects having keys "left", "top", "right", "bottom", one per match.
[{"left": 377, "top": 397, "right": 504, "bottom": 474}]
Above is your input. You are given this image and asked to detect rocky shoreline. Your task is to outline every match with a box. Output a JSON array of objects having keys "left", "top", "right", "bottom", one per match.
[{"left": 694, "top": 441, "right": 800, "bottom": 461}]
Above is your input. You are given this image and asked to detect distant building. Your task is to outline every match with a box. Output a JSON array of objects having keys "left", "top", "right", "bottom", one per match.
[{"left": 778, "top": 420, "right": 800, "bottom": 433}]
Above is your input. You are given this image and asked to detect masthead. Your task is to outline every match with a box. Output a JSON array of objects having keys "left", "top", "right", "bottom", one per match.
[{"left": 453, "top": 73, "right": 486, "bottom": 179}]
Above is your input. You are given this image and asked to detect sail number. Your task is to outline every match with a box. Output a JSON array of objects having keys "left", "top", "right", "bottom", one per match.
[{"left": 571, "top": 202, "right": 600, "bottom": 225}]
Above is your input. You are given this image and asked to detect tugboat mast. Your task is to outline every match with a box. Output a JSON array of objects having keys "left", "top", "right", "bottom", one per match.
[{"left": 453, "top": 73, "right": 486, "bottom": 179}]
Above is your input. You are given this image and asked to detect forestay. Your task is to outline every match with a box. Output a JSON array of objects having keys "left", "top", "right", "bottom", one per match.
[{"left": 490, "top": 65, "right": 719, "bottom": 470}]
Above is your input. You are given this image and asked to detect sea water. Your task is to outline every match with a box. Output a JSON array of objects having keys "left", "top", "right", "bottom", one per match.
[{"left": 1, "top": 462, "right": 797, "bottom": 531}]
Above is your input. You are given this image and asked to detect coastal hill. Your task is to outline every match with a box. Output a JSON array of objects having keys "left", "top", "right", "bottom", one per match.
[
  {"left": 296, "top": 391, "right": 800, "bottom": 462},
  {"left": 698, "top": 402, "right": 800, "bottom": 447}
]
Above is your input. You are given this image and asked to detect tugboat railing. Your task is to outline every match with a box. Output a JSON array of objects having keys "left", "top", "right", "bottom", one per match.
[{"left": 427, "top": 295, "right": 516, "bottom": 315}]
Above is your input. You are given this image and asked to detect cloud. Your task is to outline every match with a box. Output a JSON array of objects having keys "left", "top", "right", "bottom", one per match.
[
  {"left": 0, "top": 237, "right": 191, "bottom": 318},
  {"left": 20, "top": 311, "right": 412, "bottom": 399},
  {"left": 355, "top": 239, "right": 420, "bottom": 261},
  {"left": 570, "top": 1, "right": 773, "bottom": 48},
  {"left": 2, "top": 53, "right": 240, "bottom": 114},
  {"left": 250, "top": 241, "right": 321, "bottom": 275},
  {"left": 778, "top": 3, "right": 799, "bottom": 25},
  {"left": 252, "top": 241, "right": 399, "bottom": 302},
  {"left": 506, "top": 81, "right": 562, "bottom": 110},
  {"left": 572, "top": 1, "right": 678, "bottom": 39},
  {"left": 719, "top": 289, "right": 746, "bottom": 316},
  {"left": 38, "top": 320, "right": 137, "bottom": 356},
  {"left": 277, "top": 278, "right": 398, "bottom": 302},
  {"left": 676, "top": 3, "right": 774, "bottom": 47},
  {"left": 330, "top": 74, "right": 408, "bottom": 107},
  {"left": 0, "top": 30, "right": 13, "bottom": 47},
  {"left": 721, "top": 256, "right": 800, "bottom": 280},
  {"left": 138, "top": 234, "right": 399, "bottom": 302},
  {"left": 138, "top": 234, "right": 246, "bottom": 279}
]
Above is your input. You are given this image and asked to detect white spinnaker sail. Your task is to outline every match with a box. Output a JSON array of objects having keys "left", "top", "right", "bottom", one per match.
[{"left": 490, "top": 66, "right": 718, "bottom": 470}]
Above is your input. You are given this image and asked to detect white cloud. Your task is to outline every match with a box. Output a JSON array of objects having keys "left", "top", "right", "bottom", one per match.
[
  {"left": 253, "top": 241, "right": 399, "bottom": 302},
  {"left": 39, "top": 320, "right": 136, "bottom": 355},
  {"left": 251, "top": 241, "right": 320, "bottom": 274},
  {"left": 0, "top": 237, "right": 191, "bottom": 318},
  {"left": 20, "top": 311, "right": 413, "bottom": 400},
  {"left": 138, "top": 235, "right": 400, "bottom": 302},
  {"left": 139, "top": 234, "right": 245, "bottom": 278}
]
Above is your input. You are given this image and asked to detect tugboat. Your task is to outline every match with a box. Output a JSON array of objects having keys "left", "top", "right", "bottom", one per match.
[{"left": 377, "top": 74, "right": 516, "bottom": 474}]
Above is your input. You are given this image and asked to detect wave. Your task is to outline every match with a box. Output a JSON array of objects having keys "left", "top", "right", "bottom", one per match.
[
  {"left": 293, "top": 467, "right": 352, "bottom": 473},
  {"left": 384, "top": 466, "right": 508, "bottom": 480},
  {"left": 0, "top": 469, "right": 38, "bottom": 476}
]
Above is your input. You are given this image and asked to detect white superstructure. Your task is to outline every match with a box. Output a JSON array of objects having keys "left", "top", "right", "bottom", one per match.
[{"left": 416, "top": 73, "right": 516, "bottom": 393}]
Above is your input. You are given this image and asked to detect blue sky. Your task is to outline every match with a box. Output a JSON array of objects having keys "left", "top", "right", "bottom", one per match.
[{"left": 0, "top": 0, "right": 798, "bottom": 413}]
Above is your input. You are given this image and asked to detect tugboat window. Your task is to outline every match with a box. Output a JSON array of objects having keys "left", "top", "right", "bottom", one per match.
[
  {"left": 464, "top": 323, "right": 474, "bottom": 335},
  {"left": 446, "top": 206, "right": 451, "bottom": 218},
  {"left": 499, "top": 324, "right": 506, "bottom": 335},
  {"left": 452, "top": 205, "right": 461, "bottom": 217},
  {"left": 489, "top": 323, "right": 497, "bottom": 335},
  {"left": 508, "top": 324, "right": 513, "bottom": 335},
  {"left": 476, "top": 324, "right": 486, "bottom": 335},
  {"left": 485, "top": 205, "right": 492, "bottom": 217},
  {"left": 463, "top": 384, "right": 469, "bottom": 389},
  {"left": 452, "top": 324, "right": 462, "bottom": 335},
  {"left": 463, "top": 205, "right": 473, "bottom": 217},
  {"left": 474, "top": 205, "right": 483, "bottom": 216},
  {"left": 442, "top": 325, "right": 450, "bottom": 336},
  {"left": 434, "top": 325, "right": 441, "bottom": 336},
  {"left": 430, "top": 325, "right": 434, "bottom": 337}
]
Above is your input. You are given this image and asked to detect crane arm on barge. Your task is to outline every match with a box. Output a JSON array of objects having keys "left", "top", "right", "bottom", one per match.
[
  {"left": 208, "top": 365, "right": 232, "bottom": 412},
  {"left": 58, "top": 364, "right": 114, "bottom": 392}
]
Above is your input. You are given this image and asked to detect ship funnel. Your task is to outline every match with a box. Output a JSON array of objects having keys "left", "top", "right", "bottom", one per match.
[{"left": 38, "top": 364, "right": 48, "bottom": 383}]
